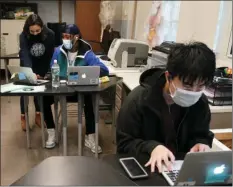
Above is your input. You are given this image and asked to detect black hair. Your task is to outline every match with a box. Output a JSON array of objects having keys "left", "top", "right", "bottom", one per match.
[
  {"left": 166, "top": 42, "right": 216, "bottom": 86},
  {"left": 23, "top": 14, "right": 45, "bottom": 39}
]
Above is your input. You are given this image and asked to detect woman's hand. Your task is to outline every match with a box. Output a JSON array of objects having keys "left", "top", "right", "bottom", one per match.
[{"left": 36, "top": 74, "right": 43, "bottom": 79}]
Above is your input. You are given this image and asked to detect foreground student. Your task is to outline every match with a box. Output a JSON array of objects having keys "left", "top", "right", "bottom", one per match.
[
  {"left": 43, "top": 24, "right": 109, "bottom": 152},
  {"left": 116, "top": 42, "right": 216, "bottom": 173},
  {"left": 19, "top": 14, "right": 55, "bottom": 131}
]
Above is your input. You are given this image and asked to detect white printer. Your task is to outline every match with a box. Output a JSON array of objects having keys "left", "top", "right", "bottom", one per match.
[{"left": 107, "top": 39, "right": 149, "bottom": 68}]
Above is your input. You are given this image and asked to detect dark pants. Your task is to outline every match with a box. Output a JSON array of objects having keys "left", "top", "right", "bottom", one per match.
[
  {"left": 43, "top": 94, "right": 95, "bottom": 135},
  {"left": 20, "top": 96, "right": 40, "bottom": 114}
]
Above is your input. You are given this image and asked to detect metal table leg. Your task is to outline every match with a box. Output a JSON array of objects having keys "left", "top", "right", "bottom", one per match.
[
  {"left": 39, "top": 96, "right": 45, "bottom": 148},
  {"left": 93, "top": 93, "right": 100, "bottom": 158},
  {"left": 24, "top": 96, "right": 31, "bottom": 148},
  {"left": 4, "top": 59, "right": 10, "bottom": 102},
  {"left": 78, "top": 93, "right": 83, "bottom": 156},
  {"left": 4, "top": 59, "right": 9, "bottom": 84},
  {"left": 54, "top": 96, "right": 59, "bottom": 144},
  {"left": 60, "top": 96, "right": 67, "bottom": 156}
]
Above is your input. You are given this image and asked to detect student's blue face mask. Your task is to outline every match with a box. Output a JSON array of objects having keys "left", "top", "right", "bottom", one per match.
[{"left": 63, "top": 39, "right": 72, "bottom": 50}]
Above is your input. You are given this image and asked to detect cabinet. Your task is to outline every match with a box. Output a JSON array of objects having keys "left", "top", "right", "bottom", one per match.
[
  {"left": 210, "top": 112, "right": 232, "bottom": 129},
  {"left": 214, "top": 131, "right": 232, "bottom": 150},
  {"left": 0, "top": 20, "right": 24, "bottom": 69}
]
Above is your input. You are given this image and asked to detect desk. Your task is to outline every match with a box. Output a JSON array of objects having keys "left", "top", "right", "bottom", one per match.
[
  {"left": 11, "top": 156, "right": 136, "bottom": 186},
  {"left": 72, "top": 76, "right": 122, "bottom": 158},
  {"left": 0, "top": 53, "right": 19, "bottom": 84},
  {"left": 0, "top": 83, "right": 75, "bottom": 156},
  {"left": 104, "top": 64, "right": 232, "bottom": 129},
  {"left": 0, "top": 77, "right": 120, "bottom": 156},
  {"left": 102, "top": 154, "right": 173, "bottom": 186},
  {"left": 102, "top": 61, "right": 232, "bottom": 113}
]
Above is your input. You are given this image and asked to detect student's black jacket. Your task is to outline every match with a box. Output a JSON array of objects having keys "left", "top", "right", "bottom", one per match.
[
  {"left": 19, "top": 26, "right": 55, "bottom": 77},
  {"left": 116, "top": 68, "right": 214, "bottom": 157}
]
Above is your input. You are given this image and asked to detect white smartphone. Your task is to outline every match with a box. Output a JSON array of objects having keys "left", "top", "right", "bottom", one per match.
[{"left": 119, "top": 157, "right": 148, "bottom": 179}]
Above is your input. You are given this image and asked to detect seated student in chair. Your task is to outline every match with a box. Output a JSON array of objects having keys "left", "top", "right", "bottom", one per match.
[
  {"left": 116, "top": 42, "right": 216, "bottom": 173},
  {"left": 43, "top": 24, "right": 109, "bottom": 151}
]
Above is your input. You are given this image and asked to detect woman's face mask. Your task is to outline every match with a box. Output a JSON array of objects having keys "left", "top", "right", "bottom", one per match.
[
  {"left": 29, "top": 33, "right": 42, "bottom": 41},
  {"left": 62, "top": 39, "right": 73, "bottom": 50},
  {"left": 169, "top": 81, "right": 204, "bottom": 107},
  {"left": 29, "top": 25, "right": 42, "bottom": 41}
]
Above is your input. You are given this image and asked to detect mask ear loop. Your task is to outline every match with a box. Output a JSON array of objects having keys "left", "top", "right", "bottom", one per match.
[{"left": 168, "top": 75, "right": 176, "bottom": 97}]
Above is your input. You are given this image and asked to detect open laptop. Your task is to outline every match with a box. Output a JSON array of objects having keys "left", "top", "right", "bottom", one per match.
[
  {"left": 162, "top": 151, "right": 232, "bottom": 186},
  {"left": 67, "top": 66, "right": 100, "bottom": 86},
  {"left": 7, "top": 66, "right": 49, "bottom": 86}
]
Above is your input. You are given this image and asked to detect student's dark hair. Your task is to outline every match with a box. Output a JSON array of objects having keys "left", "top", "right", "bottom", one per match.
[
  {"left": 23, "top": 14, "right": 45, "bottom": 39},
  {"left": 166, "top": 42, "right": 216, "bottom": 86}
]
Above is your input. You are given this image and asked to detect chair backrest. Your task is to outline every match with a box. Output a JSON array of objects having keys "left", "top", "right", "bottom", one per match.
[{"left": 47, "top": 22, "right": 66, "bottom": 47}]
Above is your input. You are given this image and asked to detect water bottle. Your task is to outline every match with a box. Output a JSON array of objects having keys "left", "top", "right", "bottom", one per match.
[{"left": 52, "top": 60, "right": 60, "bottom": 88}]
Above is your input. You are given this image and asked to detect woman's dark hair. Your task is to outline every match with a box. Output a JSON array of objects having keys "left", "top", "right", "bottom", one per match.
[
  {"left": 166, "top": 42, "right": 216, "bottom": 86},
  {"left": 23, "top": 14, "right": 45, "bottom": 39}
]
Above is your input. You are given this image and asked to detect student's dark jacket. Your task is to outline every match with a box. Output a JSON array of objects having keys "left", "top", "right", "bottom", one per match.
[
  {"left": 19, "top": 26, "right": 55, "bottom": 76},
  {"left": 116, "top": 68, "right": 214, "bottom": 157}
]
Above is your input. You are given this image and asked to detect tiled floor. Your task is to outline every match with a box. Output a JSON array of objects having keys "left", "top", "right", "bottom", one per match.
[{"left": 1, "top": 96, "right": 116, "bottom": 185}]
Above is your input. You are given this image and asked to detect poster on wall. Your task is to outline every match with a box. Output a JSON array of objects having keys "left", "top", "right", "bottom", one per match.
[{"left": 144, "top": 1, "right": 162, "bottom": 48}]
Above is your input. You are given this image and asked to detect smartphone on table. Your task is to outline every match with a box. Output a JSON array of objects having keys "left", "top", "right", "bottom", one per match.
[{"left": 119, "top": 157, "right": 148, "bottom": 179}]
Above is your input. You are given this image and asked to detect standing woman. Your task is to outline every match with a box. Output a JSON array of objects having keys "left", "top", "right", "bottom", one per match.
[{"left": 19, "top": 14, "right": 55, "bottom": 131}]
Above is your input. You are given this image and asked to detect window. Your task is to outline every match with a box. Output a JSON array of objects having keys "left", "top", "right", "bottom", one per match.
[
  {"left": 158, "top": 1, "right": 181, "bottom": 43},
  {"left": 227, "top": 30, "right": 232, "bottom": 57},
  {"left": 143, "top": 1, "right": 181, "bottom": 47},
  {"left": 213, "top": 1, "right": 224, "bottom": 52},
  {"left": 213, "top": 1, "right": 232, "bottom": 60}
]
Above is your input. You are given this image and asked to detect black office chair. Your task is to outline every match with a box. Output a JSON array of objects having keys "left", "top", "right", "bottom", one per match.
[{"left": 47, "top": 22, "right": 67, "bottom": 47}]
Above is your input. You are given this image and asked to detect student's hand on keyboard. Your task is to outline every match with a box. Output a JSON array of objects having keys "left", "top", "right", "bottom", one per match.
[
  {"left": 145, "top": 145, "right": 175, "bottom": 173},
  {"left": 189, "top": 143, "right": 210, "bottom": 153}
]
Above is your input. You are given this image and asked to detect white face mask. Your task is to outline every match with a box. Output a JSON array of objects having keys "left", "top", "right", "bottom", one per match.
[
  {"left": 170, "top": 82, "right": 204, "bottom": 107},
  {"left": 63, "top": 39, "right": 72, "bottom": 50}
]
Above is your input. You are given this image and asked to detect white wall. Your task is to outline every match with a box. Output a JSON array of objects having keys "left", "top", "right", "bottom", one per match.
[
  {"left": 61, "top": 0, "right": 75, "bottom": 24},
  {"left": 121, "top": 1, "right": 136, "bottom": 39},
  {"left": 131, "top": 1, "right": 227, "bottom": 47},
  {"left": 111, "top": 1, "right": 123, "bottom": 32},
  {"left": 35, "top": 0, "right": 74, "bottom": 24},
  {"left": 134, "top": 1, "right": 153, "bottom": 41},
  {"left": 35, "top": 1, "right": 59, "bottom": 23},
  {"left": 176, "top": 1, "right": 232, "bottom": 68},
  {"left": 130, "top": 1, "right": 232, "bottom": 67},
  {"left": 176, "top": 1, "right": 221, "bottom": 48}
]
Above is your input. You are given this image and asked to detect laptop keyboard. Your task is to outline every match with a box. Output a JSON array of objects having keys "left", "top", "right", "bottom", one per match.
[{"left": 164, "top": 170, "right": 179, "bottom": 182}]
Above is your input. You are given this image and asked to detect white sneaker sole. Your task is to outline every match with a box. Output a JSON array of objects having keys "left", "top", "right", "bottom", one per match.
[{"left": 45, "top": 142, "right": 56, "bottom": 149}]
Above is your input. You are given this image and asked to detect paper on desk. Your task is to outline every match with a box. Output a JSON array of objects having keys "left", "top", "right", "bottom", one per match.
[
  {"left": 10, "top": 85, "right": 46, "bottom": 93},
  {"left": 162, "top": 160, "right": 183, "bottom": 172},
  {"left": 0, "top": 83, "right": 31, "bottom": 93}
]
